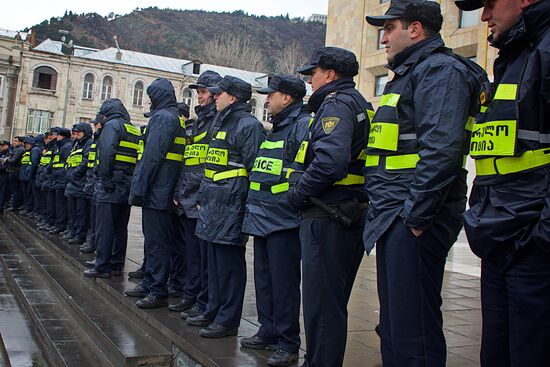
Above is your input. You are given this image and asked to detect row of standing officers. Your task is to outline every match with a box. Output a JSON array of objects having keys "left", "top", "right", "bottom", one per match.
[{"left": 1, "top": 0, "right": 548, "bottom": 366}]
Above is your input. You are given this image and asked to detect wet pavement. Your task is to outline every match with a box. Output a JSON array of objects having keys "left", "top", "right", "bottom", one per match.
[
  {"left": 123, "top": 209, "right": 482, "bottom": 367},
  {"left": 0, "top": 207, "right": 483, "bottom": 367},
  {"left": 0, "top": 266, "right": 49, "bottom": 367}
]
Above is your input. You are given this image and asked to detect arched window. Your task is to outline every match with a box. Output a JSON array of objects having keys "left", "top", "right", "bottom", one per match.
[
  {"left": 181, "top": 88, "right": 193, "bottom": 110},
  {"left": 250, "top": 98, "right": 257, "bottom": 116},
  {"left": 262, "top": 102, "right": 269, "bottom": 122},
  {"left": 101, "top": 76, "right": 113, "bottom": 101},
  {"left": 82, "top": 73, "right": 94, "bottom": 99},
  {"left": 32, "top": 66, "right": 57, "bottom": 91},
  {"left": 133, "top": 81, "right": 144, "bottom": 106}
]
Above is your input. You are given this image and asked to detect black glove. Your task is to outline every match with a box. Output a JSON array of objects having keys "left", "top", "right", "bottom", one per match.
[
  {"left": 288, "top": 186, "right": 308, "bottom": 211},
  {"left": 103, "top": 181, "right": 115, "bottom": 193},
  {"left": 131, "top": 195, "right": 144, "bottom": 207}
]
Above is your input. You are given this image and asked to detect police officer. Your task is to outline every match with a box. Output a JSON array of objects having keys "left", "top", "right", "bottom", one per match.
[
  {"left": 364, "top": 1, "right": 485, "bottom": 365},
  {"left": 5, "top": 136, "right": 25, "bottom": 211},
  {"left": 28, "top": 134, "right": 45, "bottom": 218},
  {"left": 37, "top": 128, "right": 59, "bottom": 231},
  {"left": 84, "top": 98, "right": 140, "bottom": 278},
  {"left": 125, "top": 78, "right": 186, "bottom": 309},
  {"left": 171, "top": 70, "right": 222, "bottom": 318},
  {"left": 0, "top": 140, "right": 10, "bottom": 214},
  {"left": 19, "top": 135, "right": 41, "bottom": 215},
  {"left": 241, "top": 74, "right": 309, "bottom": 366},
  {"left": 190, "top": 75, "right": 264, "bottom": 338},
  {"left": 49, "top": 128, "right": 72, "bottom": 234},
  {"left": 35, "top": 131, "right": 55, "bottom": 224},
  {"left": 454, "top": 0, "right": 549, "bottom": 365},
  {"left": 61, "top": 130, "right": 78, "bottom": 239},
  {"left": 64, "top": 123, "right": 93, "bottom": 244},
  {"left": 291, "top": 47, "right": 372, "bottom": 367},
  {"left": 80, "top": 124, "right": 100, "bottom": 254}
]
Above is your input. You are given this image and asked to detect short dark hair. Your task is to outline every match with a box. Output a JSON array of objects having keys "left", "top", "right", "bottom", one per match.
[
  {"left": 401, "top": 1, "right": 443, "bottom": 37},
  {"left": 14, "top": 136, "right": 24, "bottom": 143},
  {"left": 318, "top": 54, "right": 359, "bottom": 78}
]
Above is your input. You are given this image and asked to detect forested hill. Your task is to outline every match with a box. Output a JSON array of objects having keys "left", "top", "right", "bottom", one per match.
[{"left": 27, "top": 7, "right": 327, "bottom": 73}]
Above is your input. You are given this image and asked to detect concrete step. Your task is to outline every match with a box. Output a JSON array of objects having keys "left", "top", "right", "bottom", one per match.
[
  {"left": 0, "top": 221, "right": 112, "bottom": 367},
  {"left": 0, "top": 217, "right": 172, "bottom": 367},
  {"left": 6, "top": 212, "right": 272, "bottom": 367}
]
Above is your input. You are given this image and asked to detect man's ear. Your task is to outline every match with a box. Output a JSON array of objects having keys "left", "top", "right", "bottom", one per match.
[{"left": 408, "top": 20, "right": 424, "bottom": 40}]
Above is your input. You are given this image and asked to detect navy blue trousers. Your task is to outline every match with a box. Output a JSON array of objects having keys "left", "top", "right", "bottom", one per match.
[
  {"left": 197, "top": 236, "right": 209, "bottom": 310},
  {"left": 69, "top": 198, "right": 89, "bottom": 240},
  {"left": 0, "top": 174, "right": 9, "bottom": 210},
  {"left": 94, "top": 202, "right": 130, "bottom": 273},
  {"left": 54, "top": 188, "right": 67, "bottom": 229},
  {"left": 32, "top": 186, "right": 41, "bottom": 215},
  {"left": 480, "top": 242, "right": 550, "bottom": 367},
  {"left": 204, "top": 242, "right": 246, "bottom": 328},
  {"left": 376, "top": 217, "right": 449, "bottom": 367},
  {"left": 167, "top": 215, "right": 187, "bottom": 293},
  {"left": 67, "top": 196, "right": 76, "bottom": 233},
  {"left": 141, "top": 208, "right": 184, "bottom": 299},
  {"left": 178, "top": 216, "right": 202, "bottom": 302},
  {"left": 23, "top": 181, "right": 34, "bottom": 212},
  {"left": 8, "top": 173, "right": 22, "bottom": 208},
  {"left": 45, "top": 189, "right": 56, "bottom": 226},
  {"left": 88, "top": 200, "right": 96, "bottom": 246},
  {"left": 254, "top": 228, "right": 301, "bottom": 353},
  {"left": 300, "top": 217, "right": 364, "bottom": 367}
]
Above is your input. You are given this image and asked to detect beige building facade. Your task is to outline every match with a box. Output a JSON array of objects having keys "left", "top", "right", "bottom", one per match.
[
  {"left": 326, "top": 0, "right": 498, "bottom": 107},
  {"left": 0, "top": 29, "right": 28, "bottom": 139},
  {"left": 1, "top": 36, "right": 271, "bottom": 140}
]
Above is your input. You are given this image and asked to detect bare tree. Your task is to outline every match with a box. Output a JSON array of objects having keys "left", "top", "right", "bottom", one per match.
[
  {"left": 273, "top": 42, "right": 306, "bottom": 74},
  {"left": 202, "top": 34, "right": 266, "bottom": 72}
]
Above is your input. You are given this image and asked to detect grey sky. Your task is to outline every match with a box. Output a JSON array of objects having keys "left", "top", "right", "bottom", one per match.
[{"left": 1, "top": 0, "right": 328, "bottom": 31}]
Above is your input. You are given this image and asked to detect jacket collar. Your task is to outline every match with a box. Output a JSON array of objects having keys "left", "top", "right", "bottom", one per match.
[
  {"left": 271, "top": 102, "right": 304, "bottom": 130},
  {"left": 388, "top": 35, "right": 446, "bottom": 76}
]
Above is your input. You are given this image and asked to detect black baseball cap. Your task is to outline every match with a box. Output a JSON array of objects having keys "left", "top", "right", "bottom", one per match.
[
  {"left": 57, "top": 127, "right": 71, "bottom": 138},
  {"left": 207, "top": 75, "right": 252, "bottom": 101},
  {"left": 71, "top": 123, "right": 86, "bottom": 132},
  {"left": 189, "top": 70, "right": 222, "bottom": 89},
  {"left": 257, "top": 74, "right": 306, "bottom": 100},
  {"left": 454, "top": 0, "right": 483, "bottom": 11},
  {"left": 0, "top": 140, "right": 9, "bottom": 146},
  {"left": 366, "top": 0, "right": 440, "bottom": 26},
  {"left": 297, "top": 47, "right": 359, "bottom": 77}
]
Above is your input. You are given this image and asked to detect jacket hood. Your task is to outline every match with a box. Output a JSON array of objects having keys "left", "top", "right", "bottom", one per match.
[
  {"left": 99, "top": 98, "right": 131, "bottom": 122},
  {"left": 147, "top": 78, "right": 177, "bottom": 112},
  {"left": 75, "top": 122, "right": 92, "bottom": 139},
  {"left": 34, "top": 134, "right": 45, "bottom": 148}
]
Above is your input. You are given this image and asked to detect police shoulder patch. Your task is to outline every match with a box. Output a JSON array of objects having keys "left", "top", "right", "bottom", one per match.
[{"left": 321, "top": 117, "right": 341, "bottom": 134}]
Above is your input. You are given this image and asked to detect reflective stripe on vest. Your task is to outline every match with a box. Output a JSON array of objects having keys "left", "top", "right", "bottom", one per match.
[
  {"left": 475, "top": 148, "right": 550, "bottom": 176},
  {"left": 165, "top": 136, "right": 186, "bottom": 162},
  {"left": 250, "top": 138, "right": 292, "bottom": 194},
  {"left": 115, "top": 142, "right": 139, "bottom": 164},
  {"left": 21, "top": 151, "right": 31, "bottom": 165},
  {"left": 115, "top": 124, "right": 141, "bottom": 164},
  {"left": 469, "top": 44, "right": 549, "bottom": 164},
  {"left": 87, "top": 143, "right": 96, "bottom": 168},
  {"left": 67, "top": 148, "right": 83, "bottom": 168},
  {"left": 40, "top": 151, "right": 52, "bottom": 166},
  {"left": 204, "top": 130, "right": 247, "bottom": 181},
  {"left": 52, "top": 153, "right": 65, "bottom": 169},
  {"left": 184, "top": 131, "right": 209, "bottom": 166}
]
